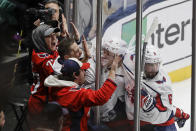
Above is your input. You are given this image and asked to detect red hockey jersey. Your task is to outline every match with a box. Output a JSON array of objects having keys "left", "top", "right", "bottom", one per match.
[{"left": 28, "top": 49, "right": 59, "bottom": 114}]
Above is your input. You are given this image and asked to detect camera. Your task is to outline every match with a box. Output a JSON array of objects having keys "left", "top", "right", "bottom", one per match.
[{"left": 26, "top": 8, "right": 56, "bottom": 23}]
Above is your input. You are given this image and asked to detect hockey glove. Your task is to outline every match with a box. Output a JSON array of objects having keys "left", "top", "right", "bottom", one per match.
[
  {"left": 141, "top": 89, "right": 156, "bottom": 112},
  {"left": 175, "top": 108, "right": 190, "bottom": 128},
  {"left": 101, "top": 109, "right": 117, "bottom": 122}
]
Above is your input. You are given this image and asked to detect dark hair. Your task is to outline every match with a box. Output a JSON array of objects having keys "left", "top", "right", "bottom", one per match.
[
  {"left": 42, "top": 102, "right": 63, "bottom": 120},
  {"left": 44, "top": 0, "right": 63, "bottom": 7},
  {"left": 58, "top": 70, "right": 80, "bottom": 81},
  {"left": 38, "top": 103, "right": 63, "bottom": 131},
  {"left": 58, "top": 37, "right": 76, "bottom": 58}
]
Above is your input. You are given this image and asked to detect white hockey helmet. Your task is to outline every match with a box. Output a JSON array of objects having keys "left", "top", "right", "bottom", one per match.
[
  {"left": 144, "top": 45, "right": 162, "bottom": 64},
  {"left": 102, "top": 38, "right": 128, "bottom": 55}
]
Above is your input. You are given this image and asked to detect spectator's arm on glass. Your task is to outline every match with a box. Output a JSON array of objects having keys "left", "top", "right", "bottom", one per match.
[
  {"left": 61, "top": 21, "right": 80, "bottom": 43},
  {"left": 60, "top": 14, "right": 69, "bottom": 37},
  {"left": 81, "top": 35, "right": 91, "bottom": 63},
  {"left": 70, "top": 22, "right": 80, "bottom": 42}
]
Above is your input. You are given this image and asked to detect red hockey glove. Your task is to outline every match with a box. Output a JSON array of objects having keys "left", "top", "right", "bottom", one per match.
[{"left": 175, "top": 108, "right": 190, "bottom": 128}]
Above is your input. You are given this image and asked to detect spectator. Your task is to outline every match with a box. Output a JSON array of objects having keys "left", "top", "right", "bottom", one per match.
[
  {"left": 44, "top": 56, "right": 121, "bottom": 131},
  {"left": 28, "top": 24, "right": 60, "bottom": 115},
  {"left": 25, "top": 0, "right": 67, "bottom": 48},
  {"left": 44, "top": 0, "right": 68, "bottom": 38},
  {"left": 123, "top": 45, "right": 190, "bottom": 131},
  {"left": 99, "top": 38, "right": 127, "bottom": 123},
  {"left": 33, "top": 0, "right": 71, "bottom": 39},
  {"left": 44, "top": 0, "right": 61, "bottom": 21},
  {"left": 53, "top": 35, "right": 90, "bottom": 75},
  {"left": 30, "top": 102, "right": 64, "bottom": 131}
]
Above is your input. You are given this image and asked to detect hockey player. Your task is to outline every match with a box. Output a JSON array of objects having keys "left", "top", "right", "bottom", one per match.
[
  {"left": 28, "top": 24, "right": 60, "bottom": 115},
  {"left": 99, "top": 38, "right": 127, "bottom": 123},
  {"left": 44, "top": 56, "right": 121, "bottom": 131},
  {"left": 75, "top": 38, "right": 129, "bottom": 130},
  {"left": 123, "top": 45, "right": 190, "bottom": 131}
]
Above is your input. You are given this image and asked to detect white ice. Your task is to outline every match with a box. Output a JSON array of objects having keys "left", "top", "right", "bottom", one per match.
[{"left": 172, "top": 78, "right": 191, "bottom": 131}]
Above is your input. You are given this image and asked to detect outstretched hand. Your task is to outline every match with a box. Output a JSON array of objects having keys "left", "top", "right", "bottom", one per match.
[
  {"left": 70, "top": 22, "right": 80, "bottom": 41},
  {"left": 81, "top": 35, "right": 91, "bottom": 63},
  {"left": 61, "top": 20, "right": 80, "bottom": 41},
  {"left": 108, "top": 54, "right": 122, "bottom": 81},
  {"left": 61, "top": 14, "right": 69, "bottom": 38},
  {"left": 111, "top": 54, "right": 122, "bottom": 71}
]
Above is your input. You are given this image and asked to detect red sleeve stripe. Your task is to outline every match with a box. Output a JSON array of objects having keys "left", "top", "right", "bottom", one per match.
[{"left": 155, "top": 94, "right": 167, "bottom": 112}]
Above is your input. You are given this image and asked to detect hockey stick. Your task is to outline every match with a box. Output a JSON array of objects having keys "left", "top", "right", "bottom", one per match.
[{"left": 141, "top": 17, "right": 159, "bottom": 76}]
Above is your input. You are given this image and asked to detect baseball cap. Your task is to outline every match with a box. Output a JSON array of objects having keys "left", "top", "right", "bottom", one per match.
[
  {"left": 44, "top": 27, "right": 60, "bottom": 36},
  {"left": 60, "top": 58, "right": 90, "bottom": 76}
]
